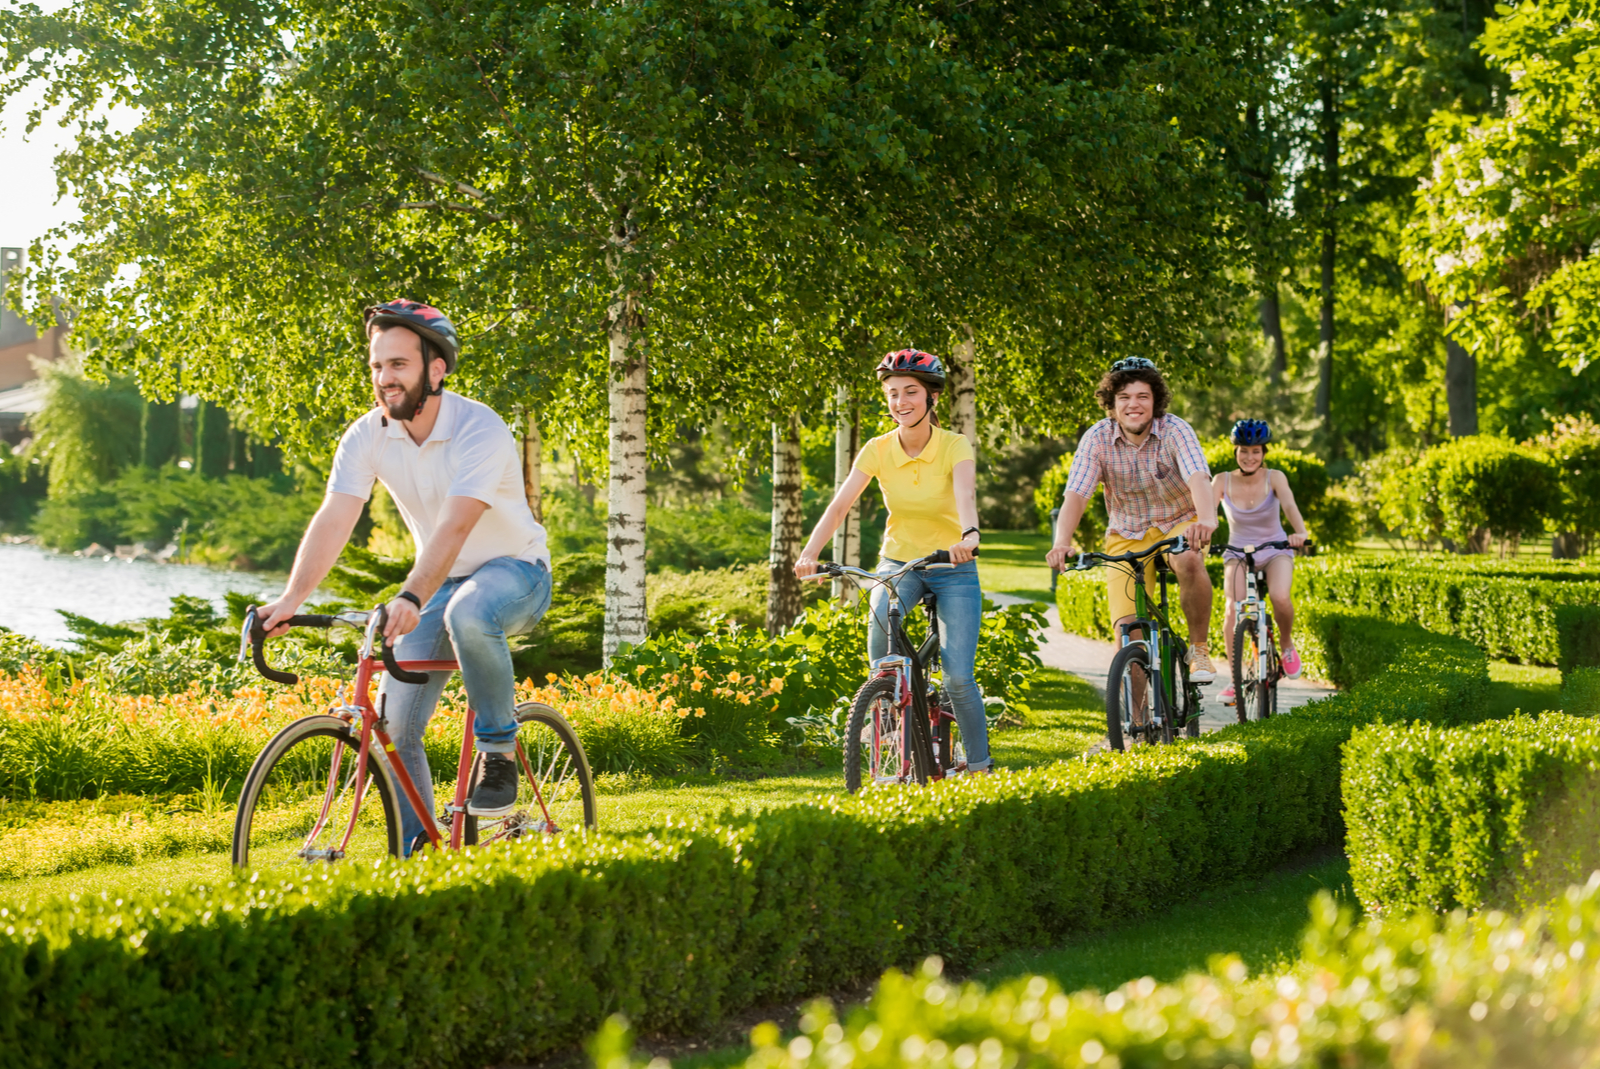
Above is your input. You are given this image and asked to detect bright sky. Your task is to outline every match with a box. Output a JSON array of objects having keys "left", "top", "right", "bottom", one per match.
[{"left": 0, "top": 78, "right": 81, "bottom": 251}]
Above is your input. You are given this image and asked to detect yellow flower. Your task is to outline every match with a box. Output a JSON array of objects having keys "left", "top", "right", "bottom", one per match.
[
  {"left": 727, "top": 670, "right": 742, "bottom": 683},
  {"left": 767, "top": 676, "right": 785, "bottom": 693},
  {"left": 690, "top": 680, "right": 704, "bottom": 692}
]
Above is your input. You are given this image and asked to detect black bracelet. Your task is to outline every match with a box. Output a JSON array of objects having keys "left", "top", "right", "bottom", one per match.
[
  {"left": 962, "top": 527, "right": 981, "bottom": 538},
  {"left": 395, "top": 590, "right": 423, "bottom": 610}
]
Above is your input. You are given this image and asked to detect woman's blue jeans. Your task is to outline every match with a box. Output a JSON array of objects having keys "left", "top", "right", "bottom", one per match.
[
  {"left": 866, "top": 557, "right": 991, "bottom": 770},
  {"left": 377, "top": 556, "right": 552, "bottom": 848}
]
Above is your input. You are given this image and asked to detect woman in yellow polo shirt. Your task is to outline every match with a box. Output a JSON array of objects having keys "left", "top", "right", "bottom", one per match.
[{"left": 794, "top": 349, "right": 989, "bottom": 772}]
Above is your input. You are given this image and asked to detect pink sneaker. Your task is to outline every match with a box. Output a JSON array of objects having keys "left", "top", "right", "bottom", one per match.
[
  {"left": 1219, "top": 685, "right": 1236, "bottom": 705},
  {"left": 1281, "top": 648, "right": 1302, "bottom": 679}
]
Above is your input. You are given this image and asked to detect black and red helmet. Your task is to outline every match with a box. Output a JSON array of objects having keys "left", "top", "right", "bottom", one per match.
[
  {"left": 875, "top": 349, "right": 946, "bottom": 389},
  {"left": 363, "top": 299, "right": 461, "bottom": 374}
]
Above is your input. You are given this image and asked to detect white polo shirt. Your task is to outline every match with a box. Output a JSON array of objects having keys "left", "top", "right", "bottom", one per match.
[{"left": 327, "top": 390, "right": 550, "bottom": 578}]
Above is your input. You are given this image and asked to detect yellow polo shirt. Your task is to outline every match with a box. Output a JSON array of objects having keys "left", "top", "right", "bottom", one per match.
[{"left": 853, "top": 426, "right": 975, "bottom": 561}]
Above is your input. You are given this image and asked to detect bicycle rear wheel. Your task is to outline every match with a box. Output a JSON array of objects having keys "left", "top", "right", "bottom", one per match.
[
  {"left": 465, "top": 702, "right": 597, "bottom": 846},
  {"left": 1106, "top": 644, "right": 1154, "bottom": 752},
  {"left": 1177, "top": 648, "right": 1202, "bottom": 738},
  {"left": 232, "top": 715, "right": 402, "bottom": 869},
  {"left": 1232, "top": 617, "right": 1264, "bottom": 723},
  {"left": 845, "top": 675, "right": 931, "bottom": 790}
]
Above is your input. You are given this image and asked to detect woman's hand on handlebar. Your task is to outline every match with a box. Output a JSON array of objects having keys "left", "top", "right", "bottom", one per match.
[
  {"left": 948, "top": 532, "right": 980, "bottom": 565},
  {"left": 1287, "top": 532, "right": 1308, "bottom": 549}
]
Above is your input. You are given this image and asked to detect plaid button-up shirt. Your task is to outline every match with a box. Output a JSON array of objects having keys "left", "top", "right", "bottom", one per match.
[{"left": 1064, "top": 414, "right": 1210, "bottom": 538}]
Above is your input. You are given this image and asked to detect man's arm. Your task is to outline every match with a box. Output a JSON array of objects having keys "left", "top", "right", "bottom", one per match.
[
  {"left": 1045, "top": 490, "right": 1091, "bottom": 571},
  {"left": 1185, "top": 472, "right": 1217, "bottom": 549},
  {"left": 258, "top": 493, "right": 367, "bottom": 635},
  {"left": 381, "top": 495, "right": 489, "bottom": 639}
]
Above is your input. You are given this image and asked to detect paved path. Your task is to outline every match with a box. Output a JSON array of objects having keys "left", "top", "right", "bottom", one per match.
[{"left": 987, "top": 593, "right": 1335, "bottom": 735}]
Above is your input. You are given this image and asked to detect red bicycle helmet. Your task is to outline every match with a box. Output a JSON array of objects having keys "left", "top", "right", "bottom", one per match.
[
  {"left": 363, "top": 299, "right": 461, "bottom": 374},
  {"left": 875, "top": 349, "right": 946, "bottom": 389}
]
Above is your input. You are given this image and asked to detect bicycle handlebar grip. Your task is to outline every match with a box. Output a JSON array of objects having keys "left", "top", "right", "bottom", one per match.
[
  {"left": 245, "top": 606, "right": 302, "bottom": 686},
  {"left": 373, "top": 604, "right": 431, "bottom": 685},
  {"left": 926, "top": 548, "right": 980, "bottom": 565}
]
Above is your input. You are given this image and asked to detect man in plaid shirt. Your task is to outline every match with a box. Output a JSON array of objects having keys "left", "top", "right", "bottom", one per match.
[{"left": 1044, "top": 358, "right": 1218, "bottom": 681}]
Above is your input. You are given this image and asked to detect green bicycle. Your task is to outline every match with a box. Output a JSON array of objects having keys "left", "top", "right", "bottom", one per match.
[{"left": 1068, "top": 534, "right": 1206, "bottom": 749}]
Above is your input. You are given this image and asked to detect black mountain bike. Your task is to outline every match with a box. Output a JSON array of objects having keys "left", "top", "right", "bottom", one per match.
[{"left": 1068, "top": 535, "right": 1205, "bottom": 749}]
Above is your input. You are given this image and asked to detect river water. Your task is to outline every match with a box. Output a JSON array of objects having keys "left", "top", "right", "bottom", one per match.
[{"left": 0, "top": 543, "right": 279, "bottom": 646}]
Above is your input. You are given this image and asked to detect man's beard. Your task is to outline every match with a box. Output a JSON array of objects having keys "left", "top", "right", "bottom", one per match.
[
  {"left": 377, "top": 374, "right": 428, "bottom": 421},
  {"left": 1117, "top": 415, "right": 1152, "bottom": 437}
]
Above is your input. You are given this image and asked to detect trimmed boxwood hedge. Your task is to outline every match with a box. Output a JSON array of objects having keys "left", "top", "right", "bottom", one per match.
[
  {"left": 0, "top": 607, "right": 1489, "bottom": 1068},
  {"left": 668, "top": 875, "right": 1600, "bottom": 1069},
  {"left": 1344, "top": 712, "right": 1600, "bottom": 916},
  {"left": 1555, "top": 603, "right": 1600, "bottom": 680},
  {"left": 1296, "top": 555, "right": 1600, "bottom": 665}
]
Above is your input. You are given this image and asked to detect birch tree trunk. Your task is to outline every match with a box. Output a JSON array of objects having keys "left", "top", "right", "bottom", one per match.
[
  {"left": 832, "top": 385, "right": 861, "bottom": 605},
  {"left": 767, "top": 413, "right": 805, "bottom": 635},
  {"left": 521, "top": 410, "right": 543, "bottom": 522},
  {"left": 1444, "top": 305, "right": 1478, "bottom": 437},
  {"left": 949, "top": 324, "right": 979, "bottom": 448},
  {"left": 604, "top": 293, "right": 649, "bottom": 662}
]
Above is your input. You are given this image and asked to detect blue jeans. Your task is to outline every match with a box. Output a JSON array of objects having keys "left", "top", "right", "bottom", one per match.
[
  {"left": 377, "top": 556, "right": 552, "bottom": 848},
  {"left": 866, "top": 557, "right": 991, "bottom": 770}
]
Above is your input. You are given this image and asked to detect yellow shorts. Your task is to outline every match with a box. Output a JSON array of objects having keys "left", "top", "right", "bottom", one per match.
[{"left": 1103, "top": 521, "right": 1197, "bottom": 625}]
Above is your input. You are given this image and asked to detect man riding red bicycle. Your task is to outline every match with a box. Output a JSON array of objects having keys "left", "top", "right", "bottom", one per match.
[{"left": 256, "top": 299, "right": 551, "bottom": 854}]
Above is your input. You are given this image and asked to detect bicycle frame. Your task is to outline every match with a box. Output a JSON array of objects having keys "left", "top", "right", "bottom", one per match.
[
  {"left": 1232, "top": 552, "right": 1277, "bottom": 688},
  {"left": 244, "top": 609, "right": 565, "bottom": 857},
  {"left": 873, "top": 585, "right": 954, "bottom": 780},
  {"left": 1117, "top": 556, "right": 1183, "bottom": 737}
]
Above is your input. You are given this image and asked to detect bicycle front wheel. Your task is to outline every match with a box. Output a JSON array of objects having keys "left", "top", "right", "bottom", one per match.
[
  {"left": 845, "top": 675, "right": 930, "bottom": 791},
  {"left": 232, "top": 714, "right": 403, "bottom": 869},
  {"left": 465, "top": 702, "right": 597, "bottom": 846},
  {"left": 1232, "top": 617, "right": 1264, "bottom": 724},
  {"left": 1106, "top": 644, "right": 1154, "bottom": 752}
]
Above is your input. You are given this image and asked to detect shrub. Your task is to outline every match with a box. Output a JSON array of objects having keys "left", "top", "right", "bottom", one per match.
[
  {"left": 1378, "top": 435, "right": 1561, "bottom": 552},
  {"left": 0, "top": 607, "right": 1492, "bottom": 1069},
  {"left": 1561, "top": 666, "right": 1600, "bottom": 716},
  {"left": 1555, "top": 603, "right": 1600, "bottom": 680},
  {"left": 647, "top": 564, "right": 826, "bottom": 635},
  {"left": 1344, "top": 712, "right": 1600, "bottom": 915},
  {"left": 0, "top": 440, "right": 47, "bottom": 529},
  {"left": 1298, "top": 555, "right": 1600, "bottom": 665},
  {"left": 519, "top": 674, "right": 687, "bottom": 775},
  {"left": 611, "top": 879, "right": 1600, "bottom": 1069},
  {"left": 1537, "top": 414, "right": 1600, "bottom": 553},
  {"left": 1031, "top": 452, "right": 1106, "bottom": 547}
]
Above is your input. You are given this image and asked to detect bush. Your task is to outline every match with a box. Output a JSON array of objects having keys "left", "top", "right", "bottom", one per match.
[
  {"left": 1378, "top": 435, "right": 1561, "bottom": 552},
  {"left": 1298, "top": 555, "right": 1600, "bottom": 665},
  {"left": 647, "top": 564, "right": 826, "bottom": 635},
  {"left": 610, "top": 879, "right": 1600, "bottom": 1069},
  {"left": 1032, "top": 452, "right": 1106, "bottom": 547},
  {"left": 0, "top": 606, "right": 1491, "bottom": 1069},
  {"left": 33, "top": 465, "right": 317, "bottom": 570},
  {"left": 1344, "top": 712, "right": 1600, "bottom": 915},
  {"left": 1537, "top": 414, "right": 1600, "bottom": 552},
  {"left": 1555, "top": 603, "right": 1600, "bottom": 680},
  {"left": 0, "top": 441, "right": 47, "bottom": 529},
  {"left": 1562, "top": 666, "right": 1600, "bottom": 716}
]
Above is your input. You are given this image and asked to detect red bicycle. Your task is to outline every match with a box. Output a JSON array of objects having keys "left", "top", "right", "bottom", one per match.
[{"left": 230, "top": 606, "right": 596, "bottom": 868}]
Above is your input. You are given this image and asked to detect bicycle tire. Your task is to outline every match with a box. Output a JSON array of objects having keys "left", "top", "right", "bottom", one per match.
[
  {"left": 1232, "top": 617, "right": 1263, "bottom": 724},
  {"left": 1257, "top": 638, "right": 1277, "bottom": 721},
  {"left": 1106, "top": 643, "right": 1153, "bottom": 752},
  {"left": 1178, "top": 649, "right": 1201, "bottom": 738},
  {"left": 232, "top": 714, "right": 403, "bottom": 868},
  {"left": 465, "top": 702, "right": 597, "bottom": 846},
  {"left": 845, "top": 675, "right": 922, "bottom": 791}
]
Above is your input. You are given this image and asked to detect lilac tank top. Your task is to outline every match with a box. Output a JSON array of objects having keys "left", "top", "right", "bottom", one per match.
[{"left": 1221, "top": 473, "right": 1289, "bottom": 564}]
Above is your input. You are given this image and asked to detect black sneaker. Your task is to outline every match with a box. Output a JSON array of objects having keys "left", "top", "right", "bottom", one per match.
[{"left": 467, "top": 752, "right": 519, "bottom": 817}]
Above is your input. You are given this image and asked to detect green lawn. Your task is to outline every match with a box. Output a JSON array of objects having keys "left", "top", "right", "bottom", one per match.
[
  {"left": 977, "top": 530, "right": 1056, "bottom": 603},
  {"left": 0, "top": 667, "right": 1102, "bottom": 909}
]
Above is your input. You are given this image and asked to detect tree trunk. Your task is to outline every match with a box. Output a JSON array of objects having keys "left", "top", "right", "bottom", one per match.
[
  {"left": 832, "top": 385, "right": 861, "bottom": 605},
  {"left": 603, "top": 294, "right": 648, "bottom": 663},
  {"left": 196, "top": 400, "right": 231, "bottom": 478},
  {"left": 1260, "top": 287, "right": 1288, "bottom": 385},
  {"left": 767, "top": 413, "right": 805, "bottom": 635},
  {"left": 1314, "top": 79, "right": 1338, "bottom": 430},
  {"left": 1553, "top": 532, "right": 1585, "bottom": 559},
  {"left": 1444, "top": 305, "right": 1478, "bottom": 437},
  {"left": 522, "top": 410, "right": 543, "bottom": 522},
  {"left": 948, "top": 324, "right": 979, "bottom": 448}
]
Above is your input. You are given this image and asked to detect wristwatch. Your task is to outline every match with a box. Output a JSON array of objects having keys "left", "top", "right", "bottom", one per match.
[{"left": 962, "top": 527, "right": 981, "bottom": 539}]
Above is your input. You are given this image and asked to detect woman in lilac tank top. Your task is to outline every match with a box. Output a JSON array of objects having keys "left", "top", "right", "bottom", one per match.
[{"left": 1209, "top": 420, "right": 1309, "bottom": 701}]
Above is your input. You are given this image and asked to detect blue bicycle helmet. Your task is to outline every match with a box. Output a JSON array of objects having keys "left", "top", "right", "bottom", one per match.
[{"left": 1230, "top": 419, "right": 1271, "bottom": 446}]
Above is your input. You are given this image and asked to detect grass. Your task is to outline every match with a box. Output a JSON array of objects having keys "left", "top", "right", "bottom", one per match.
[
  {"left": 1484, "top": 659, "right": 1563, "bottom": 719},
  {"left": 976, "top": 529, "right": 1055, "bottom": 603},
  {"left": 0, "top": 667, "right": 1103, "bottom": 907},
  {"left": 973, "top": 853, "right": 1354, "bottom": 993}
]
